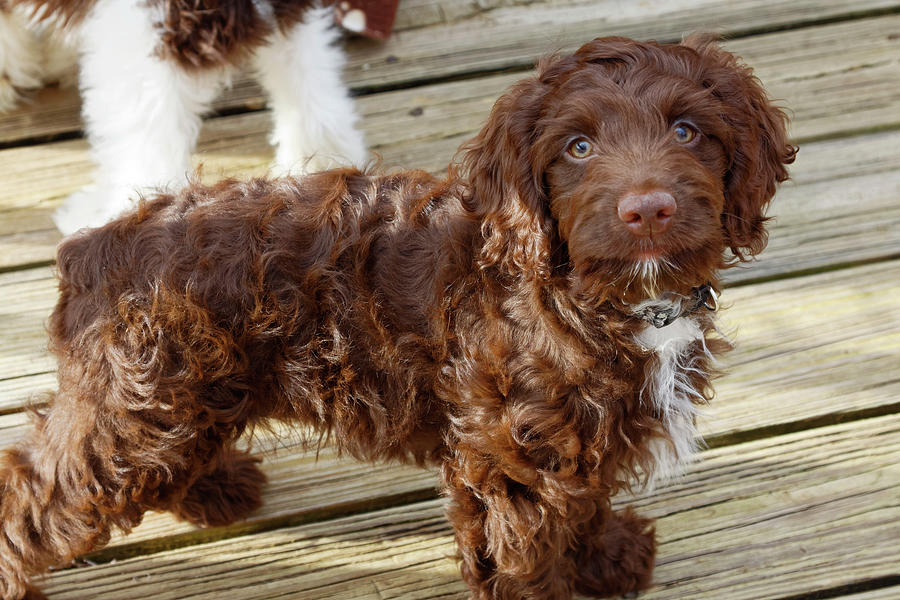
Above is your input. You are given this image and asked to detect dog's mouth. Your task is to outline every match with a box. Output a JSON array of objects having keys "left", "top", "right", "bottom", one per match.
[
  {"left": 565, "top": 203, "right": 727, "bottom": 304},
  {"left": 572, "top": 239, "right": 724, "bottom": 307},
  {"left": 636, "top": 247, "right": 664, "bottom": 261},
  {"left": 626, "top": 236, "right": 680, "bottom": 265},
  {"left": 618, "top": 216, "right": 721, "bottom": 264}
]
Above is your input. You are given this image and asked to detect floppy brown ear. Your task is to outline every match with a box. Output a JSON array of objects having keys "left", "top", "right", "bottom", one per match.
[
  {"left": 458, "top": 75, "right": 555, "bottom": 279},
  {"left": 683, "top": 35, "right": 797, "bottom": 260}
]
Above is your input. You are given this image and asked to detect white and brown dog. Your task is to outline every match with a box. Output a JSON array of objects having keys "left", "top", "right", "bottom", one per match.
[{"left": 0, "top": 0, "right": 367, "bottom": 234}]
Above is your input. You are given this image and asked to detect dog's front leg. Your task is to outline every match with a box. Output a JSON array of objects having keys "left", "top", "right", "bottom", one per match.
[
  {"left": 443, "top": 457, "right": 579, "bottom": 600},
  {"left": 53, "top": 1, "right": 226, "bottom": 234}
]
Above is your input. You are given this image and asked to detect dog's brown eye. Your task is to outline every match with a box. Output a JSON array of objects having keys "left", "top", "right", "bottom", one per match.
[
  {"left": 567, "top": 138, "right": 593, "bottom": 159},
  {"left": 673, "top": 123, "right": 698, "bottom": 144}
]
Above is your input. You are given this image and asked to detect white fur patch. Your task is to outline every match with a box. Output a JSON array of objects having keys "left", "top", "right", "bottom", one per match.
[
  {"left": 634, "top": 315, "right": 710, "bottom": 488},
  {"left": 0, "top": 6, "right": 84, "bottom": 111}
]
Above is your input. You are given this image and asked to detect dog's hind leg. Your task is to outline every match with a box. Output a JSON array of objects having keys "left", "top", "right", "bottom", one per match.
[
  {"left": 0, "top": 351, "right": 257, "bottom": 598},
  {"left": 253, "top": 5, "right": 367, "bottom": 175}
]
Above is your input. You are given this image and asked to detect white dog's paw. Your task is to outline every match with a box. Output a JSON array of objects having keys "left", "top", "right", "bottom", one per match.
[
  {"left": 272, "top": 123, "right": 368, "bottom": 177},
  {"left": 53, "top": 186, "right": 137, "bottom": 235}
]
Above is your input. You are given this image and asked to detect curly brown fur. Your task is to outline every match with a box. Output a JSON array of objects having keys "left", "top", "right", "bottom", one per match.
[
  {"left": 11, "top": 0, "right": 318, "bottom": 69},
  {"left": 152, "top": 0, "right": 273, "bottom": 70},
  {"left": 0, "top": 36, "right": 794, "bottom": 599}
]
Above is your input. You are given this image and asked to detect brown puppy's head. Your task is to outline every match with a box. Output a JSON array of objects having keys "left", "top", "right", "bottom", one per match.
[{"left": 460, "top": 35, "right": 796, "bottom": 304}]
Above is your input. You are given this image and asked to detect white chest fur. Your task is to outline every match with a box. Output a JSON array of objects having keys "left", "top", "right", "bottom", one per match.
[{"left": 634, "top": 316, "right": 709, "bottom": 488}]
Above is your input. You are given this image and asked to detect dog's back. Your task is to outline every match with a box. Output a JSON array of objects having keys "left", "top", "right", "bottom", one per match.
[{"left": 51, "top": 169, "right": 472, "bottom": 464}]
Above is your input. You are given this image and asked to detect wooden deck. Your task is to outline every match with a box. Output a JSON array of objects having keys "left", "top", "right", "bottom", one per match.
[{"left": 1, "top": 0, "right": 899, "bottom": 598}]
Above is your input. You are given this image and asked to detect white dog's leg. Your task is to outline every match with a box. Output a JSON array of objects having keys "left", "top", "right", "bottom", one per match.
[
  {"left": 0, "top": 7, "right": 43, "bottom": 111},
  {"left": 54, "top": 0, "right": 226, "bottom": 235},
  {"left": 253, "top": 5, "right": 367, "bottom": 175}
]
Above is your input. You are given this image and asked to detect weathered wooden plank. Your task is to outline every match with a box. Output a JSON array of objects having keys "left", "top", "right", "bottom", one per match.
[
  {"left": 741, "top": 174, "right": 900, "bottom": 283},
  {"left": 0, "top": 411, "right": 28, "bottom": 443},
  {"left": 0, "top": 372, "right": 55, "bottom": 412},
  {"left": 1, "top": 0, "right": 897, "bottom": 144},
  {"left": 342, "top": 0, "right": 900, "bottom": 95},
  {"left": 2, "top": 15, "right": 900, "bottom": 269},
  {"left": 0, "top": 265, "right": 58, "bottom": 407},
  {"left": 33, "top": 414, "right": 900, "bottom": 599},
  {"left": 0, "top": 268, "right": 57, "bottom": 381},
  {"left": 724, "top": 16, "right": 900, "bottom": 141},
  {"left": 730, "top": 126, "right": 900, "bottom": 283},
  {"left": 1, "top": 259, "right": 897, "bottom": 556}
]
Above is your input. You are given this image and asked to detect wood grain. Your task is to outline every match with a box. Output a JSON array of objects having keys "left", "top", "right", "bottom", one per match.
[
  {"left": 30, "top": 414, "right": 900, "bottom": 600},
  {"left": 2, "top": 0, "right": 897, "bottom": 144}
]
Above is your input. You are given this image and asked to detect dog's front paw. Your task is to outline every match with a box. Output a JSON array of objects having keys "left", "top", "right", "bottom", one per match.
[
  {"left": 271, "top": 127, "right": 368, "bottom": 177},
  {"left": 171, "top": 450, "right": 266, "bottom": 528},
  {"left": 0, "top": 75, "right": 30, "bottom": 113},
  {"left": 574, "top": 507, "right": 657, "bottom": 598}
]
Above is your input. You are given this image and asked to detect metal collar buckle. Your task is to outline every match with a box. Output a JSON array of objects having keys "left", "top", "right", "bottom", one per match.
[{"left": 635, "top": 283, "right": 719, "bottom": 329}]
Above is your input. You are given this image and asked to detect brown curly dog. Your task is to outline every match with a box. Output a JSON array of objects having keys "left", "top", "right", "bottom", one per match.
[{"left": 0, "top": 35, "right": 794, "bottom": 599}]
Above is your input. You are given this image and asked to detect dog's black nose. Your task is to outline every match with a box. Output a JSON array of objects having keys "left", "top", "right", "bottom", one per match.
[{"left": 617, "top": 190, "right": 677, "bottom": 236}]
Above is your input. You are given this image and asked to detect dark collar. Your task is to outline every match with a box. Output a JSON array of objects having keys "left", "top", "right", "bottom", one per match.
[{"left": 632, "top": 284, "right": 719, "bottom": 329}]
